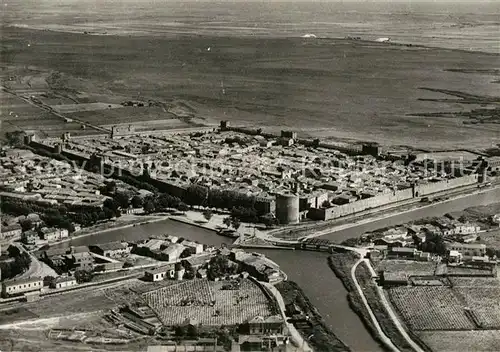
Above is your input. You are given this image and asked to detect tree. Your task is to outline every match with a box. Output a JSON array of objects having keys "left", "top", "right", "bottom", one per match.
[
  {"left": 216, "top": 327, "right": 233, "bottom": 351},
  {"left": 422, "top": 232, "right": 447, "bottom": 255},
  {"left": 180, "top": 247, "right": 196, "bottom": 259},
  {"left": 5, "top": 131, "right": 24, "bottom": 146},
  {"left": 143, "top": 200, "right": 155, "bottom": 214},
  {"left": 223, "top": 217, "right": 232, "bottom": 229},
  {"left": 187, "top": 324, "right": 199, "bottom": 338},
  {"left": 203, "top": 209, "right": 213, "bottom": 222},
  {"left": 261, "top": 214, "right": 278, "bottom": 228},
  {"left": 103, "top": 198, "right": 118, "bottom": 212},
  {"left": 186, "top": 184, "right": 209, "bottom": 206},
  {"left": 20, "top": 219, "right": 33, "bottom": 231},
  {"left": 175, "top": 325, "right": 187, "bottom": 337},
  {"left": 131, "top": 195, "right": 143, "bottom": 208},
  {"left": 177, "top": 202, "right": 189, "bottom": 212},
  {"left": 74, "top": 269, "right": 93, "bottom": 283},
  {"left": 207, "top": 255, "right": 235, "bottom": 280},
  {"left": 43, "top": 275, "right": 56, "bottom": 287},
  {"left": 7, "top": 245, "right": 21, "bottom": 258},
  {"left": 105, "top": 181, "right": 117, "bottom": 195},
  {"left": 183, "top": 268, "right": 195, "bottom": 280},
  {"left": 14, "top": 252, "right": 31, "bottom": 275},
  {"left": 231, "top": 218, "right": 241, "bottom": 231},
  {"left": 114, "top": 192, "right": 130, "bottom": 209}
]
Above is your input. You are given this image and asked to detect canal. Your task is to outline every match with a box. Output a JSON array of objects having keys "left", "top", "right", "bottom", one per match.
[
  {"left": 48, "top": 186, "right": 500, "bottom": 351},
  {"left": 50, "top": 220, "right": 382, "bottom": 351},
  {"left": 322, "top": 185, "right": 500, "bottom": 243},
  {"left": 50, "top": 219, "right": 234, "bottom": 250}
]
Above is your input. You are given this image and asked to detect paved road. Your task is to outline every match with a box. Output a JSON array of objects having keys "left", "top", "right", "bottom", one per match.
[
  {"left": 14, "top": 244, "right": 57, "bottom": 280},
  {"left": 362, "top": 259, "right": 425, "bottom": 352},
  {"left": 351, "top": 259, "right": 400, "bottom": 352}
]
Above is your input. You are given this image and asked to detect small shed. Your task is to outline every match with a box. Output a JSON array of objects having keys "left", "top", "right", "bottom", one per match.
[{"left": 381, "top": 271, "right": 408, "bottom": 286}]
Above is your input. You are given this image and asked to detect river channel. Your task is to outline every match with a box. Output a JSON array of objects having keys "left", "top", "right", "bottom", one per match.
[
  {"left": 49, "top": 219, "right": 382, "bottom": 351},
  {"left": 48, "top": 186, "right": 500, "bottom": 351}
]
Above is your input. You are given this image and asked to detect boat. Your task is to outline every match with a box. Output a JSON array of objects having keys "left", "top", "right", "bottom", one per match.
[{"left": 217, "top": 229, "right": 239, "bottom": 239}]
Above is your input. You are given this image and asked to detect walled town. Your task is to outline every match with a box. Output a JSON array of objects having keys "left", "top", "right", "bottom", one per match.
[
  {"left": 1, "top": 123, "right": 500, "bottom": 352},
  {"left": 11, "top": 122, "right": 492, "bottom": 225}
]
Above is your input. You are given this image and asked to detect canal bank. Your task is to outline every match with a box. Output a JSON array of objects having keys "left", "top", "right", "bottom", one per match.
[
  {"left": 321, "top": 185, "right": 500, "bottom": 243},
  {"left": 43, "top": 186, "right": 500, "bottom": 351},
  {"left": 49, "top": 218, "right": 234, "bottom": 250},
  {"left": 257, "top": 249, "right": 384, "bottom": 352},
  {"left": 47, "top": 217, "right": 382, "bottom": 351}
]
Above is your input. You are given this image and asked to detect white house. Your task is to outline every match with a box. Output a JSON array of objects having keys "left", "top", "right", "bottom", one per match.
[
  {"left": 2, "top": 277, "right": 43, "bottom": 297},
  {"left": 452, "top": 222, "right": 480, "bottom": 235},
  {"left": 39, "top": 227, "right": 64, "bottom": 242},
  {"left": 181, "top": 240, "right": 203, "bottom": 254},
  {"left": 446, "top": 243, "right": 487, "bottom": 258},
  {"left": 51, "top": 276, "right": 77, "bottom": 289},
  {"left": 145, "top": 264, "right": 175, "bottom": 282},
  {"left": 0, "top": 224, "right": 22, "bottom": 239},
  {"left": 492, "top": 214, "right": 500, "bottom": 226}
]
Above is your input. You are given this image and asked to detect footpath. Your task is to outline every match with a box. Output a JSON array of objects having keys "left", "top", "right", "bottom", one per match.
[{"left": 262, "top": 282, "right": 313, "bottom": 352}]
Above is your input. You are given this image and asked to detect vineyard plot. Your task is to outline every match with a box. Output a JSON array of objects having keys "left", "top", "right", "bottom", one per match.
[
  {"left": 143, "top": 279, "right": 274, "bottom": 326},
  {"left": 419, "top": 330, "right": 500, "bottom": 352},
  {"left": 454, "top": 287, "right": 500, "bottom": 328},
  {"left": 388, "top": 287, "right": 475, "bottom": 331}
]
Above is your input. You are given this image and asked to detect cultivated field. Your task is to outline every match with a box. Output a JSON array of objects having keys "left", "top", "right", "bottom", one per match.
[
  {"left": 143, "top": 279, "right": 275, "bottom": 326},
  {"left": 454, "top": 287, "right": 500, "bottom": 328},
  {"left": 66, "top": 106, "right": 181, "bottom": 127},
  {"left": 0, "top": 90, "right": 87, "bottom": 138},
  {"left": 446, "top": 266, "right": 494, "bottom": 277},
  {"left": 449, "top": 277, "right": 500, "bottom": 287},
  {"left": 2, "top": 26, "right": 499, "bottom": 149},
  {"left": 388, "top": 286, "right": 475, "bottom": 331},
  {"left": 0, "top": 280, "right": 144, "bottom": 324},
  {"left": 418, "top": 330, "right": 500, "bottom": 352},
  {"left": 51, "top": 102, "right": 124, "bottom": 113},
  {"left": 376, "top": 260, "right": 437, "bottom": 277}
]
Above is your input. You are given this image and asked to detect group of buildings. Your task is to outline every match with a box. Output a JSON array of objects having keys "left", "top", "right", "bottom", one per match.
[
  {"left": 135, "top": 236, "right": 204, "bottom": 263},
  {"left": 368, "top": 216, "right": 490, "bottom": 265},
  {"left": 1, "top": 276, "right": 78, "bottom": 298},
  {"left": 139, "top": 239, "right": 283, "bottom": 283},
  {"left": 0, "top": 148, "right": 110, "bottom": 211},
  {"left": 21, "top": 125, "right": 490, "bottom": 226}
]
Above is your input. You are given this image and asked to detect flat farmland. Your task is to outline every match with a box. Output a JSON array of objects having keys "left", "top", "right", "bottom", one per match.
[
  {"left": 1, "top": 26, "right": 499, "bottom": 149},
  {"left": 388, "top": 286, "right": 475, "bottom": 331},
  {"left": 454, "top": 287, "right": 500, "bottom": 328},
  {"left": 376, "top": 260, "right": 437, "bottom": 277},
  {"left": 0, "top": 280, "right": 143, "bottom": 323},
  {"left": 419, "top": 330, "right": 500, "bottom": 352},
  {"left": 143, "top": 279, "right": 276, "bottom": 326},
  {"left": 449, "top": 277, "right": 500, "bottom": 287},
  {"left": 66, "top": 106, "right": 181, "bottom": 126},
  {"left": 0, "top": 90, "right": 99, "bottom": 138},
  {"left": 51, "top": 102, "right": 124, "bottom": 113}
]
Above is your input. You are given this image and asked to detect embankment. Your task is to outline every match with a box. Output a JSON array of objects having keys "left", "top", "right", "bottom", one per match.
[
  {"left": 275, "top": 280, "right": 350, "bottom": 352},
  {"left": 328, "top": 252, "right": 387, "bottom": 351},
  {"left": 355, "top": 262, "right": 424, "bottom": 352}
]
